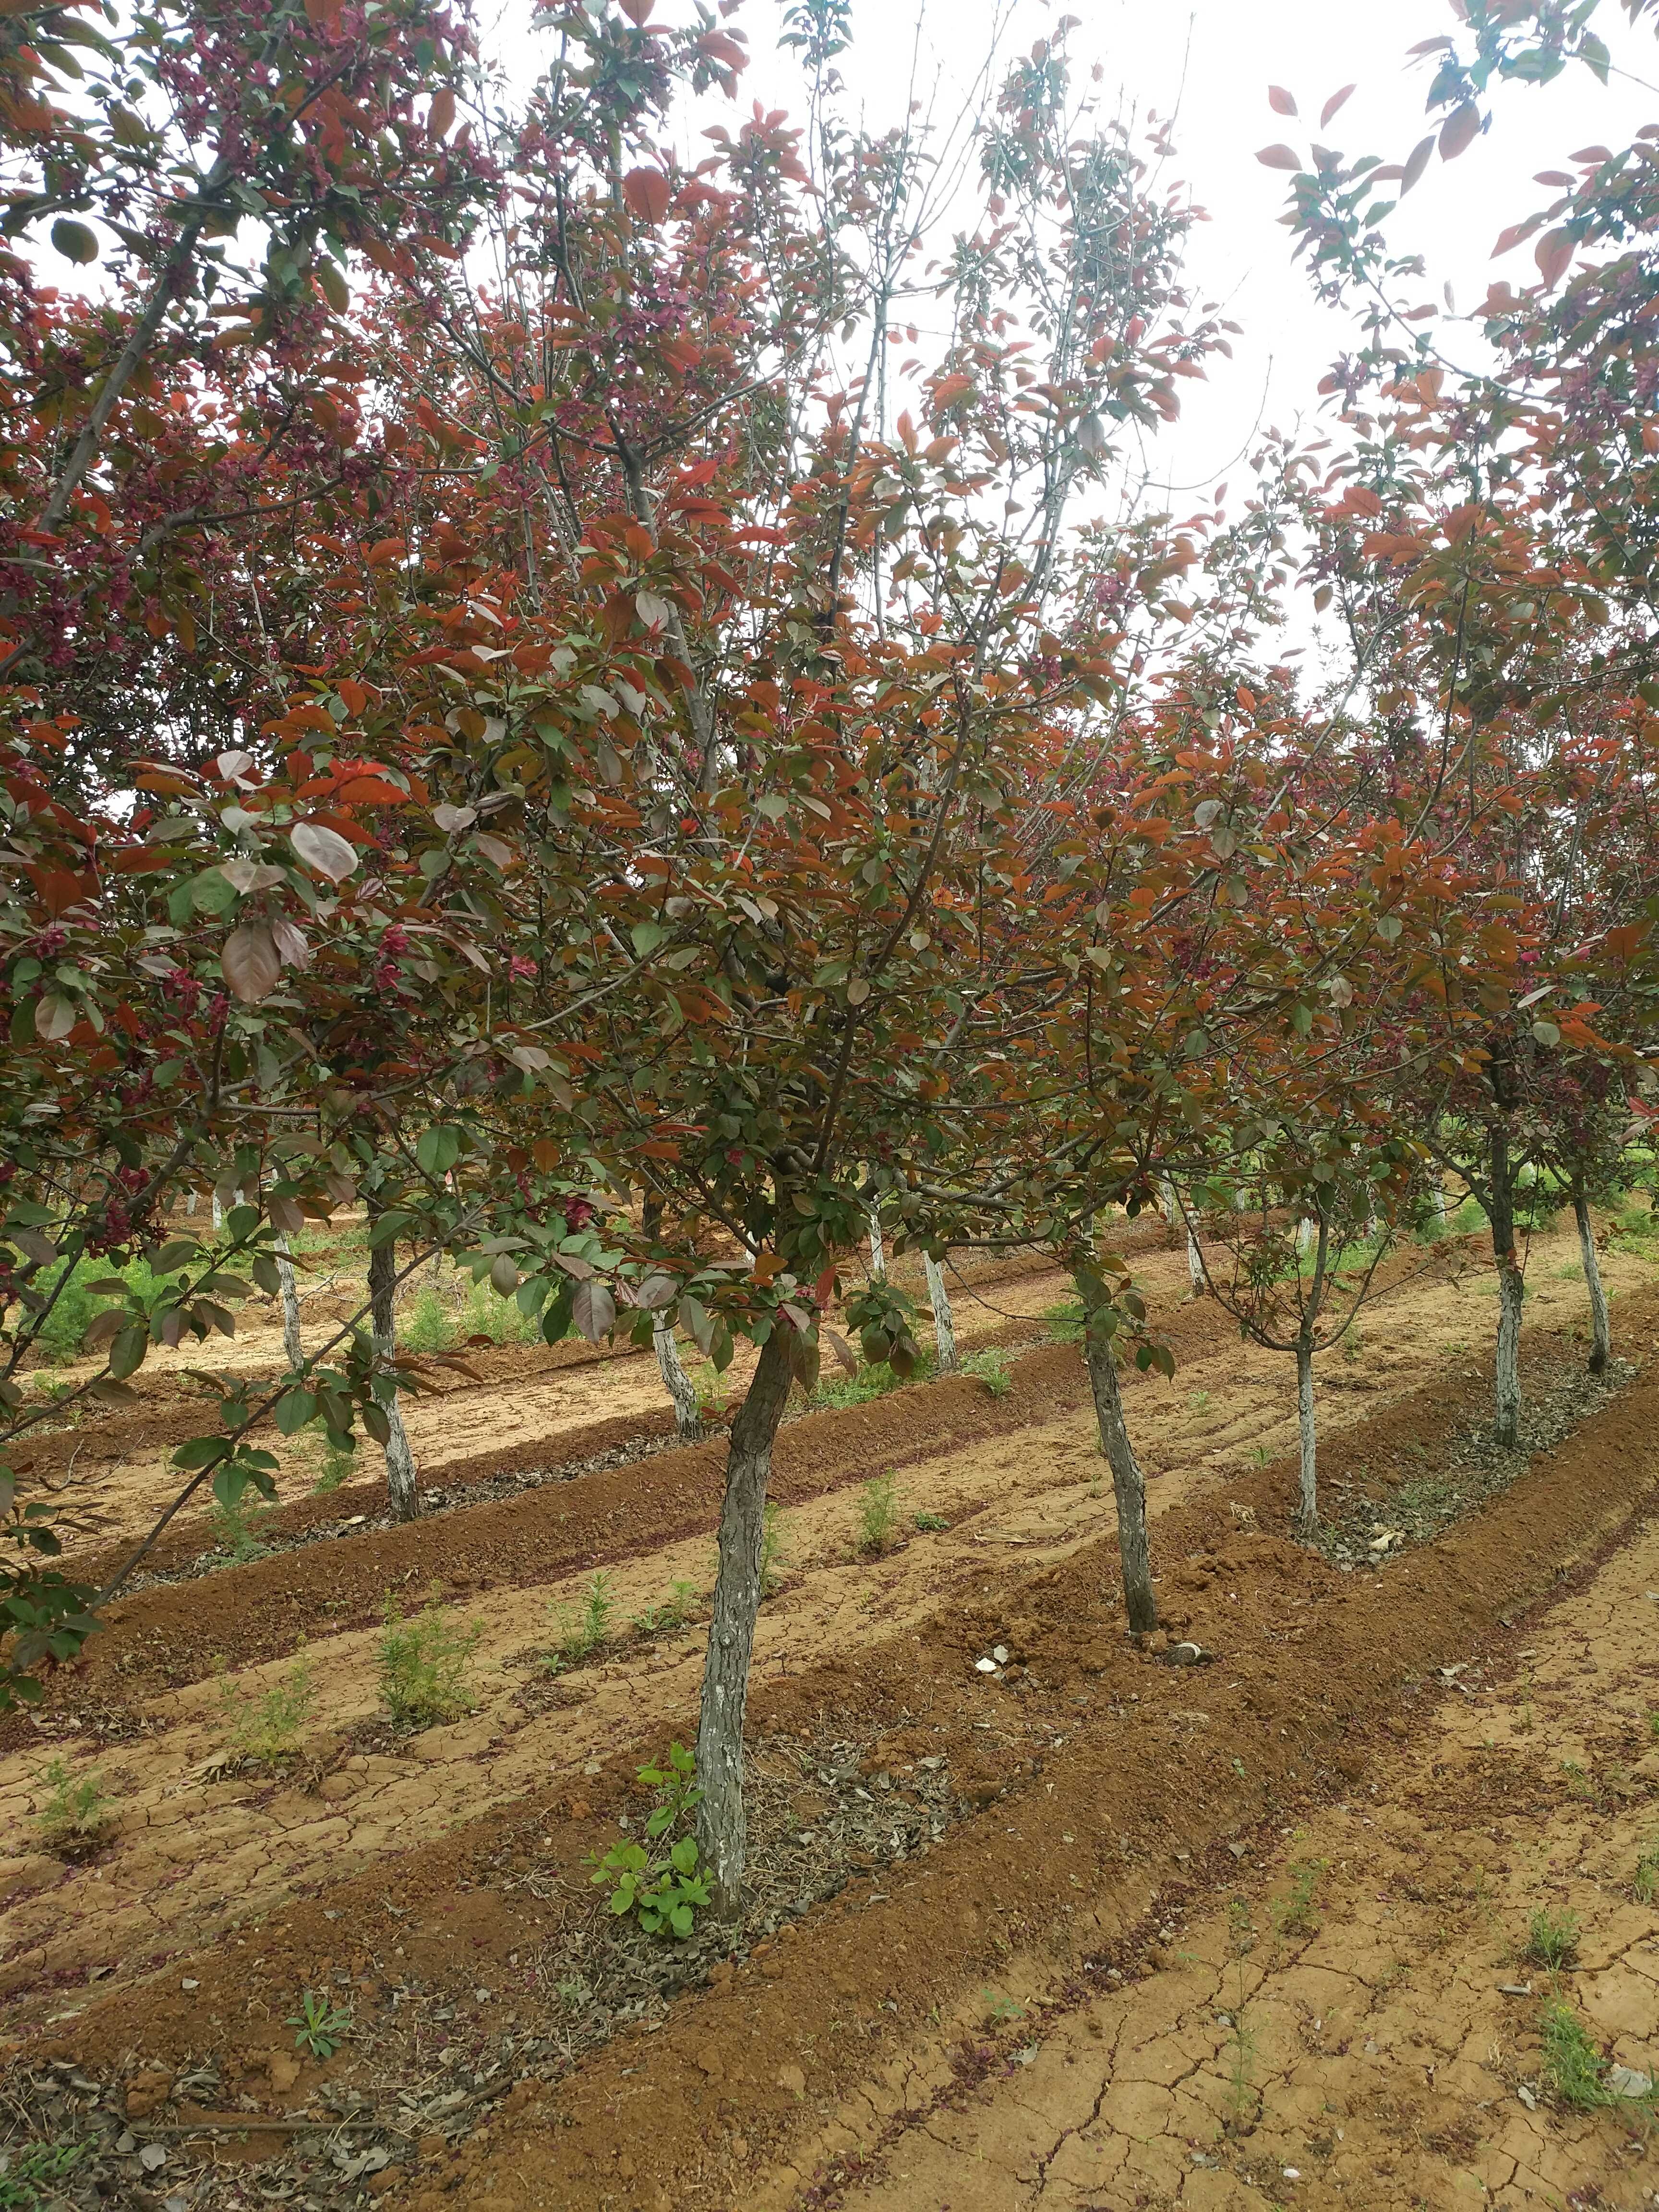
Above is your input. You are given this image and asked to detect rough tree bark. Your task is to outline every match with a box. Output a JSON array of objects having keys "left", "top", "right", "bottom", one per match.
[
  {"left": 654, "top": 1315, "right": 703, "bottom": 1437},
  {"left": 1075, "top": 1275, "right": 1156, "bottom": 1635},
  {"left": 1296, "top": 1340, "right": 1317, "bottom": 1529},
  {"left": 695, "top": 1323, "right": 796, "bottom": 1914},
  {"left": 1573, "top": 1187, "right": 1611, "bottom": 1376},
  {"left": 867, "top": 1205, "right": 885, "bottom": 1278},
  {"left": 275, "top": 1233, "right": 303, "bottom": 1372},
  {"left": 1489, "top": 1124, "right": 1524, "bottom": 1449},
  {"left": 367, "top": 1229, "right": 421, "bottom": 1521},
  {"left": 924, "top": 1251, "right": 957, "bottom": 1372}
]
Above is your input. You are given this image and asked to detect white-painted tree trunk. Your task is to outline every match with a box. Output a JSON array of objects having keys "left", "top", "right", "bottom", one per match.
[
  {"left": 1573, "top": 1190, "right": 1611, "bottom": 1375},
  {"left": 211, "top": 1190, "right": 222, "bottom": 1231},
  {"left": 654, "top": 1315, "right": 703, "bottom": 1437},
  {"left": 275, "top": 1233, "right": 303, "bottom": 1372},
  {"left": 1296, "top": 1342, "right": 1318, "bottom": 1528},
  {"left": 696, "top": 1323, "right": 795, "bottom": 1913},
  {"left": 367, "top": 1231, "right": 420, "bottom": 1520},
  {"left": 924, "top": 1252, "right": 957, "bottom": 1372},
  {"left": 867, "top": 1205, "right": 885, "bottom": 1278},
  {"left": 1187, "top": 1222, "right": 1205, "bottom": 1294},
  {"left": 1161, "top": 1178, "right": 1178, "bottom": 1237},
  {"left": 1495, "top": 1259, "right": 1525, "bottom": 1449}
]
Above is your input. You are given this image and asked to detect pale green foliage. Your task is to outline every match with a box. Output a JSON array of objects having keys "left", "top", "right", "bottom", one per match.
[{"left": 378, "top": 1587, "right": 484, "bottom": 1726}]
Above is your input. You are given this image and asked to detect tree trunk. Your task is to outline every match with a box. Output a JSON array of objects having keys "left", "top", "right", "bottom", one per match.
[
  {"left": 654, "top": 1315, "right": 703, "bottom": 1437},
  {"left": 1160, "top": 1178, "right": 1178, "bottom": 1244},
  {"left": 1489, "top": 1124, "right": 1524, "bottom": 1449},
  {"left": 1296, "top": 1340, "right": 1317, "bottom": 1529},
  {"left": 695, "top": 1322, "right": 796, "bottom": 1914},
  {"left": 924, "top": 1252, "right": 957, "bottom": 1373},
  {"left": 1187, "top": 1221, "right": 1205, "bottom": 1295},
  {"left": 275, "top": 1233, "right": 303, "bottom": 1372},
  {"left": 211, "top": 1190, "right": 223, "bottom": 1232},
  {"left": 867, "top": 1205, "right": 885, "bottom": 1278},
  {"left": 1075, "top": 1280, "right": 1156, "bottom": 1635},
  {"left": 367, "top": 1230, "right": 421, "bottom": 1521},
  {"left": 1573, "top": 1189, "right": 1611, "bottom": 1375}
]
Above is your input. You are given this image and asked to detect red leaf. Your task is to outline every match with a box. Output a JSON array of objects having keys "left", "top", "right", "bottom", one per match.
[
  {"left": 428, "top": 87, "right": 456, "bottom": 140},
  {"left": 1535, "top": 227, "right": 1575, "bottom": 289},
  {"left": 1439, "top": 102, "right": 1480, "bottom": 161},
  {"left": 1268, "top": 85, "right": 1298, "bottom": 116},
  {"left": 1255, "top": 144, "right": 1301, "bottom": 172},
  {"left": 622, "top": 167, "right": 672, "bottom": 224},
  {"left": 1401, "top": 133, "right": 1436, "bottom": 194},
  {"left": 619, "top": 0, "right": 654, "bottom": 20},
  {"left": 221, "top": 922, "right": 281, "bottom": 1004},
  {"left": 1320, "top": 84, "right": 1355, "bottom": 129}
]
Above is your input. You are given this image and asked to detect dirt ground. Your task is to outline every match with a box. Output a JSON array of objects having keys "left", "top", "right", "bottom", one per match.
[{"left": 3, "top": 1213, "right": 1658, "bottom": 2212}]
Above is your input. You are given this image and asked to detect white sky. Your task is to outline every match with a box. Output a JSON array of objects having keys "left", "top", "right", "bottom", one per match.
[{"left": 492, "top": 0, "right": 1659, "bottom": 509}]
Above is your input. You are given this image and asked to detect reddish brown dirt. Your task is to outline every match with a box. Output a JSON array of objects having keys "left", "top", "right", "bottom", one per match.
[{"left": 8, "top": 1278, "right": 1657, "bottom": 2212}]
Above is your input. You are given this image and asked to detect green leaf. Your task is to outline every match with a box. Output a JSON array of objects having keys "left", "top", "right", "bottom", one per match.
[
  {"left": 275, "top": 1390, "right": 317, "bottom": 1435},
  {"left": 416, "top": 1125, "right": 463, "bottom": 1177},
  {"left": 51, "top": 217, "right": 98, "bottom": 264},
  {"left": 174, "top": 1435, "right": 231, "bottom": 1470}
]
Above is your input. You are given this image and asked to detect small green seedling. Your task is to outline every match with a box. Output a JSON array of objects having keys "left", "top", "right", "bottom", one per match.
[
  {"left": 208, "top": 1490, "right": 274, "bottom": 1563},
  {"left": 215, "top": 1648, "right": 314, "bottom": 1767},
  {"left": 858, "top": 1469, "right": 902, "bottom": 1554},
  {"left": 312, "top": 1438, "right": 354, "bottom": 1494},
  {"left": 631, "top": 1580, "right": 699, "bottom": 1637},
  {"left": 1527, "top": 1905, "right": 1580, "bottom": 1971},
  {"left": 1271, "top": 1859, "right": 1326, "bottom": 1939},
  {"left": 1633, "top": 1839, "right": 1659, "bottom": 1906},
  {"left": 1186, "top": 1389, "right": 1212, "bottom": 1415},
  {"left": 913, "top": 1509, "right": 951, "bottom": 1533},
  {"left": 34, "top": 1757, "right": 110, "bottom": 1850},
  {"left": 288, "top": 1988, "right": 350, "bottom": 2060},
  {"left": 545, "top": 1571, "right": 614, "bottom": 1672},
  {"left": 590, "top": 1743, "right": 709, "bottom": 1938},
  {"left": 961, "top": 1347, "right": 1013, "bottom": 1397},
  {"left": 377, "top": 1586, "right": 484, "bottom": 1727},
  {"left": 0, "top": 2142, "right": 86, "bottom": 2206}
]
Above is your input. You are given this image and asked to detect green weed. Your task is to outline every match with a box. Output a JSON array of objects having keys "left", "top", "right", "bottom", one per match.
[
  {"left": 961, "top": 1346, "right": 1014, "bottom": 1397},
  {"left": 1527, "top": 1905, "right": 1580, "bottom": 1970},
  {"left": 216, "top": 1649, "right": 314, "bottom": 1767},
  {"left": 811, "top": 1348, "right": 935, "bottom": 1412},
  {"left": 589, "top": 1743, "right": 709, "bottom": 1939},
  {"left": 0, "top": 2142, "right": 86, "bottom": 2208},
  {"left": 208, "top": 1489, "right": 275, "bottom": 1563},
  {"left": 288, "top": 1988, "right": 350, "bottom": 2060},
  {"left": 1271, "top": 1859, "right": 1326, "bottom": 1939},
  {"left": 1539, "top": 2000, "right": 1613, "bottom": 2108},
  {"left": 402, "top": 1285, "right": 458, "bottom": 1352},
  {"left": 544, "top": 1572, "right": 614, "bottom": 1672},
  {"left": 34, "top": 1757, "right": 109, "bottom": 1849},
  {"left": 312, "top": 1437, "right": 354, "bottom": 1493},
  {"left": 1187, "top": 1388, "right": 1212, "bottom": 1414},
  {"left": 857, "top": 1469, "right": 902, "bottom": 1554},
  {"left": 1633, "top": 1839, "right": 1659, "bottom": 1906},
  {"left": 377, "top": 1587, "right": 484, "bottom": 1727},
  {"left": 631, "top": 1580, "right": 700, "bottom": 1637},
  {"left": 913, "top": 1509, "right": 951, "bottom": 1532},
  {"left": 1043, "top": 1300, "right": 1085, "bottom": 1346}
]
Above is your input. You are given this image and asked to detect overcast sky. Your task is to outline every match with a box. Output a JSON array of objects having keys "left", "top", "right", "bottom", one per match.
[{"left": 492, "top": 0, "right": 1659, "bottom": 509}]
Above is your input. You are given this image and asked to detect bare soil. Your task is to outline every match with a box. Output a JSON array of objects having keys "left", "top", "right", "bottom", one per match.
[{"left": 2, "top": 1214, "right": 1656, "bottom": 2212}]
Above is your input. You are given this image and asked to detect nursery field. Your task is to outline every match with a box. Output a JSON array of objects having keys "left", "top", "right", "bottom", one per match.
[{"left": 4, "top": 1210, "right": 1659, "bottom": 2212}]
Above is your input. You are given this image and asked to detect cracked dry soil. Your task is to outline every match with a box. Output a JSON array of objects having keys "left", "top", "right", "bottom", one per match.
[
  {"left": 751, "top": 1509, "right": 1659, "bottom": 2212},
  {"left": 4, "top": 1218, "right": 1659, "bottom": 2212}
]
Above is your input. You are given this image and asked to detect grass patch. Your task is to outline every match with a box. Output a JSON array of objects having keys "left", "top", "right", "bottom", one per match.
[
  {"left": 631, "top": 1580, "right": 700, "bottom": 1638},
  {"left": 378, "top": 1587, "right": 484, "bottom": 1727},
  {"left": 403, "top": 1285, "right": 458, "bottom": 1352},
  {"left": 216, "top": 1649, "right": 314, "bottom": 1768},
  {"left": 1527, "top": 1905, "right": 1580, "bottom": 1970},
  {"left": 544, "top": 1572, "right": 614, "bottom": 1673},
  {"left": 1043, "top": 1299, "right": 1084, "bottom": 1346},
  {"left": 0, "top": 2142, "right": 87, "bottom": 2208},
  {"left": 961, "top": 1346, "right": 1014, "bottom": 1397},
  {"left": 1539, "top": 2000, "right": 1616, "bottom": 2109},
  {"left": 857, "top": 1469, "right": 902, "bottom": 1554},
  {"left": 34, "top": 1758, "right": 110, "bottom": 1850},
  {"left": 208, "top": 1490, "right": 276, "bottom": 1563},
  {"left": 811, "top": 1348, "right": 935, "bottom": 1412}
]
